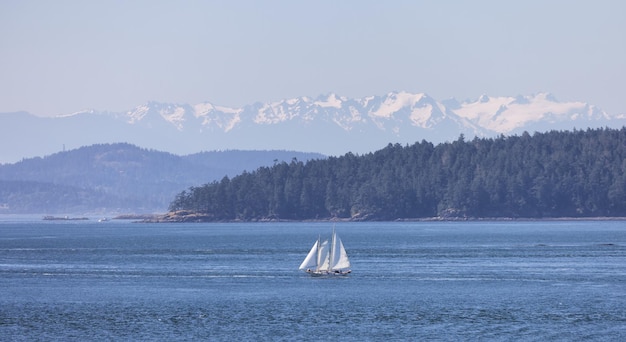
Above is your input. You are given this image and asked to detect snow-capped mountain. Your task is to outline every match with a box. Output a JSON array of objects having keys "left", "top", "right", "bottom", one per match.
[
  {"left": 116, "top": 91, "right": 614, "bottom": 136},
  {"left": 1, "top": 91, "right": 624, "bottom": 163},
  {"left": 452, "top": 93, "right": 612, "bottom": 134}
]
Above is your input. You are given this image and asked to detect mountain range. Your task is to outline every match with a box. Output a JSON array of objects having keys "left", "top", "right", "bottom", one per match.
[{"left": 2, "top": 91, "right": 625, "bottom": 164}]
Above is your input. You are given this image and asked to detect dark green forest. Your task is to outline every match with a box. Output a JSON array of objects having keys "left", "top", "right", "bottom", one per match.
[{"left": 169, "top": 128, "right": 626, "bottom": 220}]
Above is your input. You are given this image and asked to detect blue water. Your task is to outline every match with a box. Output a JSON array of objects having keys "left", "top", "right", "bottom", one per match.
[{"left": 1, "top": 220, "right": 625, "bottom": 341}]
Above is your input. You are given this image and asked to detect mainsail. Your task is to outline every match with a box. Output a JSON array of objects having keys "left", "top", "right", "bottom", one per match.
[
  {"left": 317, "top": 240, "right": 330, "bottom": 271},
  {"left": 330, "top": 233, "right": 351, "bottom": 270}
]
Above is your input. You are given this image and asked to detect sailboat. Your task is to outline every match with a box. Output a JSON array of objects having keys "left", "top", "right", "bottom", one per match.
[{"left": 299, "top": 228, "right": 351, "bottom": 276}]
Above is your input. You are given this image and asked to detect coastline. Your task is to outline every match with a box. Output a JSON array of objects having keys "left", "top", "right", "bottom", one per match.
[{"left": 137, "top": 211, "right": 626, "bottom": 223}]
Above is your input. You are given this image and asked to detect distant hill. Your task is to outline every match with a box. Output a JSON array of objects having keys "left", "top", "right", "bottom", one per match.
[{"left": 0, "top": 143, "right": 324, "bottom": 215}]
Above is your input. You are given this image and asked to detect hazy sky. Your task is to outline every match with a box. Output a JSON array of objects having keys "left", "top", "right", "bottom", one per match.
[{"left": 1, "top": 0, "right": 625, "bottom": 117}]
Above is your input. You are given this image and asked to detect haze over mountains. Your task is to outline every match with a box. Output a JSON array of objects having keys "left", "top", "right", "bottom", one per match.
[{"left": 2, "top": 91, "right": 624, "bottom": 164}]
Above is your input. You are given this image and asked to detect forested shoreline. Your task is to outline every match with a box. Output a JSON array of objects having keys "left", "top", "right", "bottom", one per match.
[{"left": 168, "top": 128, "right": 626, "bottom": 221}]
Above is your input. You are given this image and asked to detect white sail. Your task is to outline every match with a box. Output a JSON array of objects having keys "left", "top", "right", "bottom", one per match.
[
  {"left": 299, "top": 240, "right": 319, "bottom": 270},
  {"left": 330, "top": 234, "right": 351, "bottom": 270},
  {"left": 317, "top": 240, "right": 330, "bottom": 271}
]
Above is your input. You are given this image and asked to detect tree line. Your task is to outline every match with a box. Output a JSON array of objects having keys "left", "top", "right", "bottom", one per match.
[{"left": 169, "top": 127, "right": 626, "bottom": 220}]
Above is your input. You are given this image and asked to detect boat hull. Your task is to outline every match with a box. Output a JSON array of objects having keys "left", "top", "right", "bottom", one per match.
[{"left": 305, "top": 270, "right": 351, "bottom": 277}]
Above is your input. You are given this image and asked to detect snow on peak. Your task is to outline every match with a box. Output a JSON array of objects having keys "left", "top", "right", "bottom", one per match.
[
  {"left": 193, "top": 102, "right": 217, "bottom": 116},
  {"left": 369, "top": 91, "right": 427, "bottom": 118},
  {"left": 538, "top": 92, "right": 558, "bottom": 102},
  {"left": 314, "top": 93, "right": 345, "bottom": 108},
  {"left": 56, "top": 109, "right": 97, "bottom": 118},
  {"left": 454, "top": 93, "right": 601, "bottom": 133},
  {"left": 121, "top": 102, "right": 188, "bottom": 130},
  {"left": 192, "top": 103, "right": 241, "bottom": 132},
  {"left": 158, "top": 105, "right": 188, "bottom": 130},
  {"left": 126, "top": 104, "right": 150, "bottom": 123},
  {"left": 194, "top": 102, "right": 240, "bottom": 116},
  {"left": 254, "top": 102, "right": 293, "bottom": 124}
]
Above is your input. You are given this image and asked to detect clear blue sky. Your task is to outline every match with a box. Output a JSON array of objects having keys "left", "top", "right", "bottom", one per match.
[{"left": 1, "top": 0, "right": 625, "bottom": 116}]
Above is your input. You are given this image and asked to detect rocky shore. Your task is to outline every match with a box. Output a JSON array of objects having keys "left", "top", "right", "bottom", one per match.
[
  {"left": 138, "top": 210, "right": 626, "bottom": 223},
  {"left": 140, "top": 211, "right": 218, "bottom": 223}
]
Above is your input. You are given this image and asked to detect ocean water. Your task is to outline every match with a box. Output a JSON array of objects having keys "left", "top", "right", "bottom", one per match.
[{"left": 1, "top": 219, "right": 625, "bottom": 341}]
